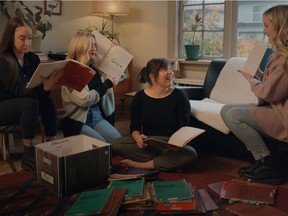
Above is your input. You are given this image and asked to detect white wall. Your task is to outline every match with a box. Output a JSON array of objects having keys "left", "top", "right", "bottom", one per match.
[{"left": 0, "top": 1, "right": 175, "bottom": 91}]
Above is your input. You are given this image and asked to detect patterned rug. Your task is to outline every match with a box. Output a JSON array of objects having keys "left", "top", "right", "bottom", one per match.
[{"left": 0, "top": 166, "right": 287, "bottom": 215}]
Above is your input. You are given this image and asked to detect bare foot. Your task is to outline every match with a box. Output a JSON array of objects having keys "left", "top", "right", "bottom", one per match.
[{"left": 120, "top": 159, "right": 154, "bottom": 169}]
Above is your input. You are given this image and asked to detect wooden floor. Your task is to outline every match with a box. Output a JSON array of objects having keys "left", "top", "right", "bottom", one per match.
[{"left": 1, "top": 106, "right": 287, "bottom": 189}]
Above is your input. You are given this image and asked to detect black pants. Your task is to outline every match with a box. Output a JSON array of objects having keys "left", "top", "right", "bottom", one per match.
[{"left": 0, "top": 96, "right": 57, "bottom": 139}]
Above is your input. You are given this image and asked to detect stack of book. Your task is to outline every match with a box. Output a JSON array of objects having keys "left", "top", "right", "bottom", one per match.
[
  {"left": 65, "top": 187, "right": 126, "bottom": 216},
  {"left": 150, "top": 179, "right": 207, "bottom": 214},
  {"left": 107, "top": 177, "right": 154, "bottom": 210},
  {"left": 109, "top": 167, "right": 159, "bottom": 181}
]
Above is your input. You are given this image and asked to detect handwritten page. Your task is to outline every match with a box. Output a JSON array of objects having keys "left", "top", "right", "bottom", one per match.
[{"left": 92, "top": 30, "right": 133, "bottom": 79}]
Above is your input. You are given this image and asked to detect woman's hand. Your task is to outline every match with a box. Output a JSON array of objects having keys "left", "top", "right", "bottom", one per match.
[
  {"left": 109, "top": 77, "right": 120, "bottom": 86},
  {"left": 41, "top": 68, "right": 64, "bottom": 91},
  {"left": 132, "top": 132, "right": 148, "bottom": 149},
  {"left": 111, "top": 39, "right": 119, "bottom": 47},
  {"left": 238, "top": 70, "right": 253, "bottom": 82},
  {"left": 168, "top": 145, "right": 182, "bottom": 152}
]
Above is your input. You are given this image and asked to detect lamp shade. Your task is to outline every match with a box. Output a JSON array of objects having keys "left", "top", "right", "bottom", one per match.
[{"left": 91, "top": 1, "right": 130, "bottom": 16}]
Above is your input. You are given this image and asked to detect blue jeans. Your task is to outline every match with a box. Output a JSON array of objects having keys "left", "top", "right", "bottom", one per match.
[
  {"left": 220, "top": 104, "right": 270, "bottom": 160},
  {"left": 81, "top": 106, "right": 121, "bottom": 144}
]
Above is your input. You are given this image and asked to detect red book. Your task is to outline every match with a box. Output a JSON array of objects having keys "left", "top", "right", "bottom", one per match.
[{"left": 26, "top": 59, "right": 96, "bottom": 92}]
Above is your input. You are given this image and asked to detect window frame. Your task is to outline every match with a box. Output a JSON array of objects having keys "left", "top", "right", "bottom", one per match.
[{"left": 178, "top": 1, "right": 239, "bottom": 60}]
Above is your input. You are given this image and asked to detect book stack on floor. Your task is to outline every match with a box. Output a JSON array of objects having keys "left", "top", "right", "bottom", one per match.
[
  {"left": 109, "top": 167, "right": 159, "bottom": 181},
  {"left": 208, "top": 179, "right": 288, "bottom": 216},
  {"left": 64, "top": 187, "right": 126, "bottom": 216},
  {"left": 107, "top": 177, "right": 155, "bottom": 210},
  {"left": 150, "top": 179, "right": 213, "bottom": 214}
]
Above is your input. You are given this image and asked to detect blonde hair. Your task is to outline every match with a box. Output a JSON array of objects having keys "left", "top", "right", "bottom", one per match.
[
  {"left": 263, "top": 5, "right": 288, "bottom": 58},
  {"left": 66, "top": 31, "right": 97, "bottom": 64}
]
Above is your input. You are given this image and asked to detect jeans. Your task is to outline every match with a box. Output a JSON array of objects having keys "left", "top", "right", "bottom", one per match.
[
  {"left": 220, "top": 104, "right": 270, "bottom": 160},
  {"left": 81, "top": 106, "right": 121, "bottom": 144}
]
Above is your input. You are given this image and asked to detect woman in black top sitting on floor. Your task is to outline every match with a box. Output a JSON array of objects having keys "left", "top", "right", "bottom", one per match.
[{"left": 112, "top": 58, "right": 197, "bottom": 172}]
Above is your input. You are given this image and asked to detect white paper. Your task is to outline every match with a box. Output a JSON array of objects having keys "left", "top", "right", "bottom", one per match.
[
  {"left": 168, "top": 126, "right": 205, "bottom": 147},
  {"left": 242, "top": 40, "right": 268, "bottom": 76},
  {"left": 92, "top": 30, "right": 133, "bottom": 79}
]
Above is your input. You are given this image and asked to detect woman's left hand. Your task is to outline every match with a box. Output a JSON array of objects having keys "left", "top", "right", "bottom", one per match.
[
  {"left": 41, "top": 68, "right": 64, "bottom": 91},
  {"left": 238, "top": 70, "right": 253, "bottom": 82},
  {"left": 109, "top": 77, "right": 120, "bottom": 86},
  {"left": 111, "top": 39, "right": 119, "bottom": 47},
  {"left": 168, "top": 146, "right": 182, "bottom": 152}
]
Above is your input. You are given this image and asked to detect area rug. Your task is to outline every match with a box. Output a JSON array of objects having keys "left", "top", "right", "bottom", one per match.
[{"left": 0, "top": 168, "right": 287, "bottom": 216}]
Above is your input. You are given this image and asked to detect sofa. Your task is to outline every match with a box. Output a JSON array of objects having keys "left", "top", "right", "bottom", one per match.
[{"left": 178, "top": 52, "right": 288, "bottom": 161}]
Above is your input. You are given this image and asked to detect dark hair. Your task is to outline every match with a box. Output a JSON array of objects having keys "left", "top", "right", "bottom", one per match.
[
  {"left": 0, "top": 16, "right": 30, "bottom": 54},
  {"left": 137, "top": 58, "right": 170, "bottom": 84},
  {"left": 0, "top": 53, "right": 18, "bottom": 86}
]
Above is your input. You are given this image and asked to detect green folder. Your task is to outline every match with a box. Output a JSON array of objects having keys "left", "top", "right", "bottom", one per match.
[
  {"left": 65, "top": 187, "right": 114, "bottom": 215},
  {"left": 108, "top": 177, "right": 145, "bottom": 198},
  {"left": 152, "top": 179, "right": 193, "bottom": 202}
]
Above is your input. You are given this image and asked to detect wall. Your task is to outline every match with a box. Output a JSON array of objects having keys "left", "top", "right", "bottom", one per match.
[{"left": 0, "top": 1, "right": 207, "bottom": 91}]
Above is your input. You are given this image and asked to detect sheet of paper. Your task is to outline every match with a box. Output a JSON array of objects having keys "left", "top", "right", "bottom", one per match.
[
  {"left": 92, "top": 30, "right": 133, "bottom": 79},
  {"left": 242, "top": 40, "right": 268, "bottom": 76}
]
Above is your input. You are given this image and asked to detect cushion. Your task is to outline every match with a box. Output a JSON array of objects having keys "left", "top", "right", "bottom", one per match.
[
  {"left": 210, "top": 57, "right": 258, "bottom": 104},
  {"left": 190, "top": 98, "right": 230, "bottom": 134}
]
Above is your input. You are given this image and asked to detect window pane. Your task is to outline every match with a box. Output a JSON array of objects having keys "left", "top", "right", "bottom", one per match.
[
  {"left": 204, "top": 4, "right": 224, "bottom": 30},
  {"left": 237, "top": 1, "right": 288, "bottom": 57},
  {"left": 203, "top": 32, "right": 223, "bottom": 57},
  {"left": 205, "top": 0, "right": 224, "bottom": 3},
  {"left": 181, "top": 1, "right": 225, "bottom": 59}
]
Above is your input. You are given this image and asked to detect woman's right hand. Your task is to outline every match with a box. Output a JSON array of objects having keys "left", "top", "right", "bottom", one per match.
[
  {"left": 41, "top": 68, "right": 64, "bottom": 91},
  {"left": 133, "top": 132, "right": 148, "bottom": 149}
]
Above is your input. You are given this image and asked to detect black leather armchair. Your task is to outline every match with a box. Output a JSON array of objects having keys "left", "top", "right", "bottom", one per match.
[{"left": 178, "top": 57, "right": 288, "bottom": 161}]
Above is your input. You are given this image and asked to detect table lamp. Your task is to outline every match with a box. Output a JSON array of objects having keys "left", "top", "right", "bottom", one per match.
[{"left": 91, "top": 0, "right": 130, "bottom": 36}]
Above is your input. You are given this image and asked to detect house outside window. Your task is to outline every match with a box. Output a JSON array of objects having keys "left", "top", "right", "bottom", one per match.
[{"left": 179, "top": 0, "right": 288, "bottom": 60}]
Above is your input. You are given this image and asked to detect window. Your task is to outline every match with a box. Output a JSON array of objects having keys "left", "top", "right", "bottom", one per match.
[
  {"left": 180, "top": 0, "right": 225, "bottom": 59},
  {"left": 179, "top": 0, "right": 288, "bottom": 60}
]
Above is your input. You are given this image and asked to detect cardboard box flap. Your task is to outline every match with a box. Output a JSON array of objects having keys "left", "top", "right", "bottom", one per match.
[{"left": 36, "top": 135, "right": 110, "bottom": 157}]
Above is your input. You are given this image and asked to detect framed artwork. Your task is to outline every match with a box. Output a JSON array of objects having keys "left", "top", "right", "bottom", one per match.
[{"left": 44, "top": 0, "right": 62, "bottom": 15}]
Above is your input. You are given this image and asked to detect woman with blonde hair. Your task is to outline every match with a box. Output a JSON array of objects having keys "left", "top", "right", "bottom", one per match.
[
  {"left": 221, "top": 5, "right": 288, "bottom": 184},
  {"left": 61, "top": 31, "right": 121, "bottom": 143}
]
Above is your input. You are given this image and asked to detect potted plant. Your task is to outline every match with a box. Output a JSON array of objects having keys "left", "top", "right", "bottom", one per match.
[
  {"left": 0, "top": 1, "right": 52, "bottom": 51},
  {"left": 184, "top": 10, "right": 203, "bottom": 60},
  {"left": 81, "top": 18, "right": 120, "bottom": 43}
]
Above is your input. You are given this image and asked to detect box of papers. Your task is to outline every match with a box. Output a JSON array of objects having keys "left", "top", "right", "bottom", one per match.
[{"left": 35, "top": 135, "right": 110, "bottom": 196}]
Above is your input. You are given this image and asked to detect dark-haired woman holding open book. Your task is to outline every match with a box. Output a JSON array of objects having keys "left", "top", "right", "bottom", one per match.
[
  {"left": 0, "top": 17, "right": 63, "bottom": 171},
  {"left": 221, "top": 5, "right": 288, "bottom": 184},
  {"left": 112, "top": 58, "right": 197, "bottom": 172}
]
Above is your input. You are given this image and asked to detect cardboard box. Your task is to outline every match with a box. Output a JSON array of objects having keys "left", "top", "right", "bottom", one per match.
[{"left": 35, "top": 135, "right": 110, "bottom": 196}]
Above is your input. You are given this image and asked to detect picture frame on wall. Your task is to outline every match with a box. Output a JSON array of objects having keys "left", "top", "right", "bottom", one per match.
[{"left": 44, "top": 0, "right": 62, "bottom": 15}]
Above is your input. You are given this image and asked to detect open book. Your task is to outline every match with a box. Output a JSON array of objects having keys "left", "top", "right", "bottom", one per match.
[
  {"left": 144, "top": 126, "right": 205, "bottom": 148},
  {"left": 26, "top": 59, "right": 96, "bottom": 92},
  {"left": 242, "top": 40, "right": 268, "bottom": 76},
  {"left": 92, "top": 30, "right": 133, "bottom": 79}
]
